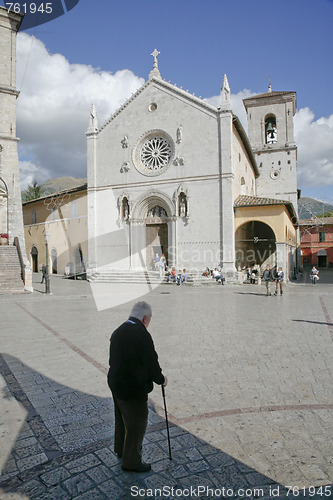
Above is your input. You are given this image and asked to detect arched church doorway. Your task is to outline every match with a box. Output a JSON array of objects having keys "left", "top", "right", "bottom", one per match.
[
  {"left": 31, "top": 246, "right": 38, "bottom": 272},
  {"left": 145, "top": 205, "right": 168, "bottom": 269},
  {"left": 235, "top": 221, "right": 276, "bottom": 270}
]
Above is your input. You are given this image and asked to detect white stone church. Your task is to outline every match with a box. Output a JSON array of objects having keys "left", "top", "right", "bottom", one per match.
[{"left": 86, "top": 51, "right": 298, "bottom": 282}]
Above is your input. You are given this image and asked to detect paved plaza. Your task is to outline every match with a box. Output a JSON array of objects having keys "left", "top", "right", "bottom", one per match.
[{"left": 0, "top": 271, "right": 332, "bottom": 499}]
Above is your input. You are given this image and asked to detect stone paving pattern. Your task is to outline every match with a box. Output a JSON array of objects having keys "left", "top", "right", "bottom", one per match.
[{"left": 0, "top": 269, "right": 332, "bottom": 499}]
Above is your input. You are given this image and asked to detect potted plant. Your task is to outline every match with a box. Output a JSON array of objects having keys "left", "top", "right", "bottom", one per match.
[{"left": 0, "top": 233, "right": 9, "bottom": 245}]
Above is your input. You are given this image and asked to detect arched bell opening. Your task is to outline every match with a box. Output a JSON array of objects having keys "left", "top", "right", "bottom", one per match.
[{"left": 265, "top": 114, "right": 277, "bottom": 144}]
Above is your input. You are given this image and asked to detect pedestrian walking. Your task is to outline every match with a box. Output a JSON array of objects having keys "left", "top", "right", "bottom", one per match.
[
  {"left": 274, "top": 267, "right": 284, "bottom": 295},
  {"left": 107, "top": 301, "right": 167, "bottom": 473},
  {"left": 310, "top": 266, "right": 319, "bottom": 285},
  {"left": 263, "top": 264, "right": 274, "bottom": 296},
  {"left": 40, "top": 264, "right": 47, "bottom": 284}
]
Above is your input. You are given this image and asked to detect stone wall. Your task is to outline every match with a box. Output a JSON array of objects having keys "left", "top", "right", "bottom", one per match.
[{"left": 0, "top": 7, "right": 32, "bottom": 290}]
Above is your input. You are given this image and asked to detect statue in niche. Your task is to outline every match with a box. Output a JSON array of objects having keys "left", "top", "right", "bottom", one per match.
[
  {"left": 176, "top": 125, "right": 182, "bottom": 144},
  {"left": 122, "top": 197, "right": 129, "bottom": 220},
  {"left": 179, "top": 193, "right": 187, "bottom": 217}
]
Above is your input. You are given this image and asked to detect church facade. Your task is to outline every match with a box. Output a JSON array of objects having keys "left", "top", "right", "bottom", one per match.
[{"left": 87, "top": 52, "right": 298, "bottom": 282}]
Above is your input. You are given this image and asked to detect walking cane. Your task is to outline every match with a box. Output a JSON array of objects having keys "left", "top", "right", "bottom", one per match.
[{"left": 161, "top": 385, "right": 172, "bottom": 460}]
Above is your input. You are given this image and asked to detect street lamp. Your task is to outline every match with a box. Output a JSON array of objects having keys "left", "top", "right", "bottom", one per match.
[{"left": 44, "top": 231, "right": 51, "bottom": 294}]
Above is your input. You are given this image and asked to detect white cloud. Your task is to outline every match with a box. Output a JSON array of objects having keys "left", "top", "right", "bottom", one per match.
[
  {"left": 16, "top": 34, "right": 333, "bottom": 200},
  {"left": 204, "top": 89, "right": 256, "bottom": 131},
  {"left": 16, "top": 33, "right": 144, "bottom": 187},
  {"left": 18, "top": 160, "right": 50, "bottom": 190},
  {"left": 294, "top": 108, "right": 333, "bottom": 190}
]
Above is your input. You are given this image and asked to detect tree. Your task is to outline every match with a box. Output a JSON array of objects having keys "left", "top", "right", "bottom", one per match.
[{"left": 22, "top": 180, "right": 44, "bottom": 202}]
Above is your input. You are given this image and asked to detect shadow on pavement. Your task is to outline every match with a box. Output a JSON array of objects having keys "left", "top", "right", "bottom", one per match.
[
  {"left": 1, "top": 354, "right": 331, "bottom": 499},
  {"left": 292, "top": 319, "right": 333, "bottom": 327}
]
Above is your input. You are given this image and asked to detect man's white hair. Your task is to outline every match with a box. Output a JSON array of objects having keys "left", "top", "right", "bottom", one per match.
[{"left": 130, "top": 301, "right": 152, "bottom": 321}]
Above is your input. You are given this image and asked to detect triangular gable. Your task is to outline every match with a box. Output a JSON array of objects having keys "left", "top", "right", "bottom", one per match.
[{"left": 98, "top": 77, "right": 218, "bottom": 133}]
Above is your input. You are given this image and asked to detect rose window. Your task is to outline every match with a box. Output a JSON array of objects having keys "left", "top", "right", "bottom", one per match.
[
  {"left": 140, "top": 137, "right": 172, "bottom": 171},
  {"left": 133, "top": 130, "right": 174, "bottom": 176}
]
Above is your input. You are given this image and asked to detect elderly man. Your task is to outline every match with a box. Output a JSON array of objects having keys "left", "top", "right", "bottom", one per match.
[{"left": 107, "top": 301, "right": 167, "bottom": 473}]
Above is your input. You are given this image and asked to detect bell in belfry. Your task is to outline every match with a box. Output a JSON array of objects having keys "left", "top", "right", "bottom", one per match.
[{"left": 266, "top": 121, "right": 277, "bottom": 143}]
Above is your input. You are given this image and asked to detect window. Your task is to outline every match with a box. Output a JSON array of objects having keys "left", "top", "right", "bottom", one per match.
[
  {"left": 32, "top": 210, "right": 37, "bottom": 224},
  {"left": 319, "top": 232, "right": 325, "bottom": 243},
  {"left": 72, "top": 200, "right": 78, "bottom": 218}
]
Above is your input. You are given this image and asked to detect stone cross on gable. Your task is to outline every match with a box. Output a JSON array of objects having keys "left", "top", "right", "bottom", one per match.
[
  {"left": 151, "top": 49, "right": 160, "bottom": 67},
  {"left": 149, "top": 49, "right": 161, "bottom": 80}
]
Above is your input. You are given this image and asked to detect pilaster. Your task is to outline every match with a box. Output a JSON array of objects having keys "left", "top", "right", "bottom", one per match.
[{"left": 218, "top": 108, "right": 236, "bottom": 278}]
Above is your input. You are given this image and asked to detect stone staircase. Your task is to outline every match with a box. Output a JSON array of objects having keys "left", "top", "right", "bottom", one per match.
[
  {"left": 0, "top": 245, "right": 25, "bottom": 294},
  {"left": 88, "top": 269, "right": 165, "bottom": 285},
  {"left": 88, "top": 269, "right": 222, "bottom": 286}
]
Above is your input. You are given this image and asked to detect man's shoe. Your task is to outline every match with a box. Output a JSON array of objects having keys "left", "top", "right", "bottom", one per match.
[{"left": 122, "top": 462, "right": 151, "bottom": 473}]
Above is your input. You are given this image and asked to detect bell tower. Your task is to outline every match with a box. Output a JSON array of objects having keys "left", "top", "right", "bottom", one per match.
[
  {"left": 0, "top": 6, "right": 32, "bottom": 290},
  {"left": 243, "top": 87, "right": 298, "bottom": 213}
]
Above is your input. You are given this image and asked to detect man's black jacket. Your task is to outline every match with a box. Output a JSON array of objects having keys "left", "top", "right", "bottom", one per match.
[{"left": 107, "top": 317, "right": 165, "bottom": 400}]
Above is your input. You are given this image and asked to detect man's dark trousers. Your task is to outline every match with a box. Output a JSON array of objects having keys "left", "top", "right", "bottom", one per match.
[{"left": 113, "top": 393, "right": 148, "bottom": 469}]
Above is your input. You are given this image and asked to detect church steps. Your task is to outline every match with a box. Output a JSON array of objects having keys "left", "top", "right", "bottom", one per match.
[
  {"left": 88, "top": 270, "right": 222, "bottom": 286},
  {"left": 0, "top": 246, "right": 25, "bottom": 293}
]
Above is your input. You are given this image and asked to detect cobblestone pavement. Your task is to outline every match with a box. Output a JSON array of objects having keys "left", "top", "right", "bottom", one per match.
[{"left": 0, "top": 271, "right": 332, "bottom": 499}]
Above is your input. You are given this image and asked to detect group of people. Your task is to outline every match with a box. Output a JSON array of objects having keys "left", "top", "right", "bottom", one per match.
[
  {"left": 258, "top": 264, "right": 320, "bottom": 295},
  {"left": 154, "top": 253, "right": 189, "bottom": 285},
  {"left": 202, "top": 267, "right": 225, "bottom": 284},
  {"left": 167, "top": 267, "right": 188, "bottom": 286},
  {"left": 262, "top": 265, "right": 284, "bottom": 296}
]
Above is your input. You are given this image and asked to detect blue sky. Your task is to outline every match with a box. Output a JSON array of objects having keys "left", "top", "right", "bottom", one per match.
[
  {"left": 20, "top": 0, "right": 333, "bottom": 117},
  {"left": 1, "top": 0, "right": 333, "bottom": 202}
]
